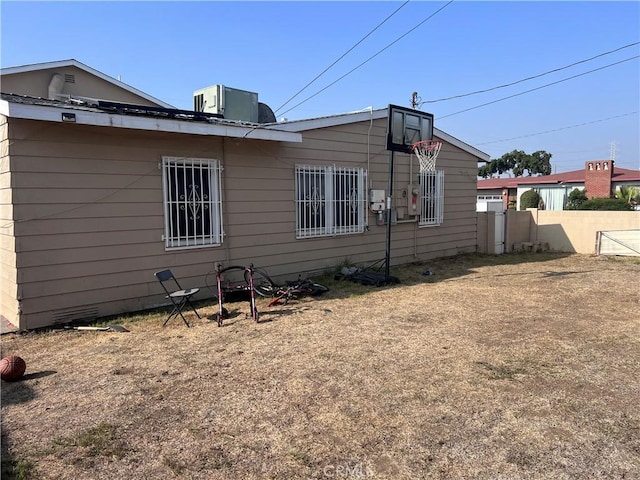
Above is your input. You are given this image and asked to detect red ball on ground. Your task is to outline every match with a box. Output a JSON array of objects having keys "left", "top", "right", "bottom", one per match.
[{"left": 0, "top": 355, "right": 26, "bottom": 381}]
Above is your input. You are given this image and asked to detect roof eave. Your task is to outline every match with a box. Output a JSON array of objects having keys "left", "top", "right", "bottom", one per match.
[
  {"left": 274, "top": 108, "right": 490, "bottom": 161},
  {"left": 0, "top": 99, "right": 302, "bottom": 143}
]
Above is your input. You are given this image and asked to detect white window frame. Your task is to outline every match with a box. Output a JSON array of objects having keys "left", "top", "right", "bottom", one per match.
[
  {"left": 477, "top": 194, "right": 503, "bottom": 201},
  {"left": 419, "top": 170, "right": 445, "bottom": 226},
  {"left": 162, "top": 156, "right": 223, "bottom": 249},
  {"left": 295, "top": 164, "right": 367, "bottom": 239}
]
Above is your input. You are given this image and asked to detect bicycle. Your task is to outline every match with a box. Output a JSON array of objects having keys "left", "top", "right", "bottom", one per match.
[{"left": 244, "top": 267, "right": 329, "bottom": 307}]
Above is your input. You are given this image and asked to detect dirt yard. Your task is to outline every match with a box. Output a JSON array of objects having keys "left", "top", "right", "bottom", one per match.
[{"left": 1, "top": 253, "right": 639, "bottom": 480}]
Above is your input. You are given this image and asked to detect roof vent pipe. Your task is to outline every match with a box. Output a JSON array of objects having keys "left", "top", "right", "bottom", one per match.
[{"left": 48, "top": 73, "right": 64, "bottom": 99}]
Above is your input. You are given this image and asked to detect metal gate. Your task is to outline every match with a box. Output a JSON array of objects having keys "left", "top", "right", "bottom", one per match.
[
  {"left": 596, "top": 230, "right": 640, "bottom": 256},
  {"left": 477, "top": 201, "right": 505, "bottom": 254}
]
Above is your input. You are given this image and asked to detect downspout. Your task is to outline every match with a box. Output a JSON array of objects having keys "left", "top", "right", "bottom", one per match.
[
  {"left": 221, "top": 137, "right": 232, "bottom": 265},
  {"left": 410, "top": 151, "right": 418, "bottom": 258},
  {"left": 48, "top": 73, "right": 64, "bottom": 99}
]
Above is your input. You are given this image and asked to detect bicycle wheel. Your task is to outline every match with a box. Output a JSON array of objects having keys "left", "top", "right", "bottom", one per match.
[
  {"left": 308, "top": 282, "right": 329, "bottom": 296},
  {"left": 246, "top": 267, "right": 279, "bottom": 297}
]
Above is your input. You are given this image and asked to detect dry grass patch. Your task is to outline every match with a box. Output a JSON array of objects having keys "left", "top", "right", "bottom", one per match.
[{"left": 1, "top": 253, "right": 639, "bottom": 479}]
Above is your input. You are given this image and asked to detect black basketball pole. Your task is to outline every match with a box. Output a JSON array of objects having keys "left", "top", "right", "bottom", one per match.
[{"left": 384, "top": 150, "right": 394, "bottom": 281}]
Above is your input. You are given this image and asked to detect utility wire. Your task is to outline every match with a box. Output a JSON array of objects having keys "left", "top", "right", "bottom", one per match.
[
  {"left": 0, "top": 164, "right": 159, "bottom": 229},
  {"left": 424, "top": 41, "right": 640, "bottom": 103},
  {"left": 438, "top": 55, "right": 639, "bottom": 119},
  {"left": 476, "top": 112, "right": 639, "bottom": 145},
  {"left": 274, "top": 0, "right": 410, "bottom": 114},
  {"left": 278, "top": 0, "right": 455, "bottom": 117}
]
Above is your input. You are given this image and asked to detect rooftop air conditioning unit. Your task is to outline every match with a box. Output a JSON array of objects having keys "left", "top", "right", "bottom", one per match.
[{"left": 193, "top": 85, "right": 258, "bottom": 123}]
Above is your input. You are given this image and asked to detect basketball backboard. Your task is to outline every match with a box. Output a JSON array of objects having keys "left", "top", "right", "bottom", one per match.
[{"left": 386, "top": 104, "right": 434, "bottom": 154}]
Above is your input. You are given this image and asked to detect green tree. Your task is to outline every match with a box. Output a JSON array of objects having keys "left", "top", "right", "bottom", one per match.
[
  {"left": 478, "top": 150, "right": 553, "bottom": 178},
  {"left": 519, "top": 189, "right": 541, "bottom": 210},
  {"left": 565, "top": 188, "right": 588, "bottom": 210}
]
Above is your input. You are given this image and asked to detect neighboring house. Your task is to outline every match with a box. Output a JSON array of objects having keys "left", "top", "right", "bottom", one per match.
[
  {"left": 477, "top": 161, "right": 640, "bottom": 211},
  {"left": 1, "top": 60, "right": 489, "bottom": 330}
]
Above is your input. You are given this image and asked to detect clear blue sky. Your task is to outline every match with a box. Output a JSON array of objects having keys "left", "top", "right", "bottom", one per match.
[{"left": 2, "top": 1, "right": 639, "bottom": 172}]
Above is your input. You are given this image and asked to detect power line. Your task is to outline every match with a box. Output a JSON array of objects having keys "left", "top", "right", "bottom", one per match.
[
  {"left": 475, "top": 112, "right": 639, "bottom": 145},
  {"left": 423, "top": 41, "right": 640, "bottom": 103},
  {"left": 274, "top": 1, "right": 410, "bottom": 114},
  {"left": 438, "top": 55, "right": 639, "bottom": 119},
  {"left": 278, "top": 0, "right": 455, "bottom": 117}
]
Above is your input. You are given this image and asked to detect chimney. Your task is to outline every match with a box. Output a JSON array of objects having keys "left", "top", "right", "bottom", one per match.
[{"left": 584, "top": 160, "right": 614, "bottom": 199}]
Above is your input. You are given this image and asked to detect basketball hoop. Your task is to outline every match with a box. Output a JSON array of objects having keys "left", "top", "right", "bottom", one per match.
[{"left": 411, "top": 140, "right": 442, "bottom": 172}]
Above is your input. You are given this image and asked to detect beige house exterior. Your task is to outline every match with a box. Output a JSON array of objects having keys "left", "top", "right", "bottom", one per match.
[{"left": 1, "top": 60, "right": 489, "bottom": 330}]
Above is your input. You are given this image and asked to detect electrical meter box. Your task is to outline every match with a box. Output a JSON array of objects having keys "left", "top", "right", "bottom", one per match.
[
  {"left": 369, "top": 189, "right": 385, "bottom": 212},
  {"left": 407, "top": 184, "right": 419, "bottom": 215}
]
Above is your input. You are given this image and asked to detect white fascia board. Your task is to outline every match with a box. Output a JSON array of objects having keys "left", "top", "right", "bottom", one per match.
[
  {"left": 1, "top": 59, "right": 78, "bottom": 74},
  {"left": 275, "top": 108, "right": 490, "bottom": 161},
  {"left": 0, "top": 100, "right": 302, "bottom": 143},
  {"left": 275, "top": 109, "right": 387, "bottom": 132},
  {"left": 434, "top": 129, "right": 490, "bottom": 162}
]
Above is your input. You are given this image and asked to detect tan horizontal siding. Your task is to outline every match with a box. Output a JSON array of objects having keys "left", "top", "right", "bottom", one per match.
[
  {"left": 9, "top": 152, "right": 168, "bottom": 174},
  {"left": 14, "top": 214, "right": 161, "bottom": 235},
  {"left": 13, "top": 202, "right": 161, "bottom": 221},
  {"left": 12, "top": 187, "right": 160, "bottom": 204},
  {"left": 16, "top": 230, "right": 162, "bottom": 252},
  {"left": 224, "top": 221, "right": 293, "bottom": 238},
  {"left": 7, "top": 115, "right": 482, "bottom": 329},
  {"left": 16, "top": 243, "right": 167, "bottom": 268},
  {"left": 0, "top": 115, "right": 19, "bottom": 326},
  {"left": 21, "top": 265, "right": 218, "bottom": 314},
  {"left": 10, "top": 171, "right": 159, "bottom": 189}
]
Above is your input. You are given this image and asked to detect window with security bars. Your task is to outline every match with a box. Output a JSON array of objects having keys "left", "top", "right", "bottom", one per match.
[
  {"left": 419, "top": 170, "right": 445, "bottom": 226},
  {"left": 162, "top": 156, "right": 223, "bottom": 249},
  {"left": 295, "top": 165, "right": 367, "bottom": 238}
]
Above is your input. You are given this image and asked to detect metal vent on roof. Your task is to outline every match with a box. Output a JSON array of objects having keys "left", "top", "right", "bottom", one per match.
[{"left": 64, "top": 74, "right": 76, "bottom": 83}]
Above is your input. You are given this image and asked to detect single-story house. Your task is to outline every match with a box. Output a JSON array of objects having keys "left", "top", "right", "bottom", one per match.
[
  {"left": 1, "top": 60, "right": 489, "bottom": 330},
  {"left": 477, "top": 162, "right": 640, "bottom": 210}
]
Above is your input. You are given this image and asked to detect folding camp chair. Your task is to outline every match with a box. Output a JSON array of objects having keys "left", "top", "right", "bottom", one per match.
[{"left": 154, "top": 269, "right": 201, "bottom": 327}]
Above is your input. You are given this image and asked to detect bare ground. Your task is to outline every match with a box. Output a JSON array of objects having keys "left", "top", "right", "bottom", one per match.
[{"left": 1, "top": 253, "right": 639, "bottom": 480}]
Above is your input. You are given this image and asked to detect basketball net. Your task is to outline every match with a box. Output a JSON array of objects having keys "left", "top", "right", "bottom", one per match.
[{"left": 412, "top": 140, "right": 442, "bottom": 172}]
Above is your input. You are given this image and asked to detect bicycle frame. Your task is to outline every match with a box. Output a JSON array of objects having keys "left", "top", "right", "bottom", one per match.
[{"left": 267, "top": 277, "right": 329, "bottom": 307}]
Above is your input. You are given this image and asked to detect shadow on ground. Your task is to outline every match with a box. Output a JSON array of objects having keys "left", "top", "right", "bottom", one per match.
[{"left": 329, "top": 252, "right": 576, "bottom": 295}]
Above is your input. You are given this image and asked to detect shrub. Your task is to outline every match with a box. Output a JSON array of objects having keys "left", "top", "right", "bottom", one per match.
[
  {"left": 565, "top": 188, "right": 588, "bottom": 210},
  {"left": 578, "top": 198, "right": 633, "bottom": 211},
  {"left": 519, "top": 189, "right": 541, "bottom": 210}
]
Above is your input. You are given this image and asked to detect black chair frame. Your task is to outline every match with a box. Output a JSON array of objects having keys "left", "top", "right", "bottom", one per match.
[{"left": 154, "top": 269, "right": 201, "bottom": 327}]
